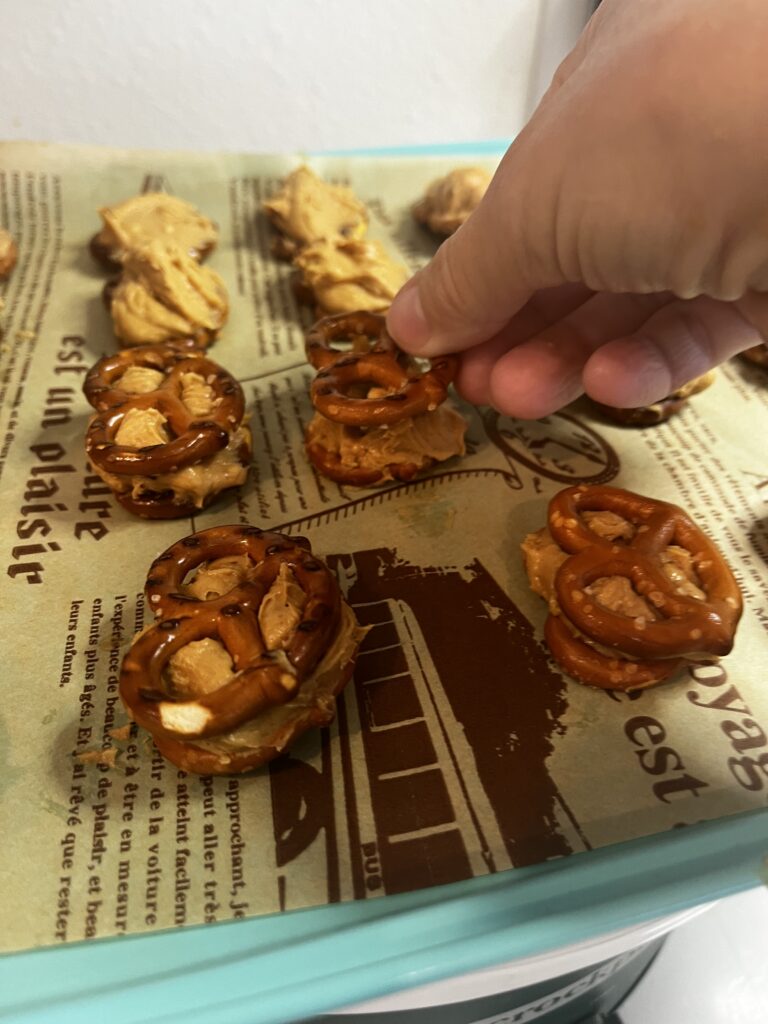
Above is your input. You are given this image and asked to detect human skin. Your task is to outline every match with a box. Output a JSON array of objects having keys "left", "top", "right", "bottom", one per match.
[{"left": 387, "top": 0, "right": 768, "bottom": 419}]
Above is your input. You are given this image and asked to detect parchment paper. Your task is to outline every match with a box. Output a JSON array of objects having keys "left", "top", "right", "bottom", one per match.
[{"left": 1, "top": 141, "right": 767, "bottom": 955}]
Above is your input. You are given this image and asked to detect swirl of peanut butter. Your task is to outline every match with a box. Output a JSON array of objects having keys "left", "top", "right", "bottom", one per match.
[
  {"left": 110, "top": 241, "right": 229, "bottom": 346},
  {"left": 263, "top": 166, "right": 368, "bottom": 250},
  {"left": 96, "top": 193, "right": 218, "bottom": 263},
  {"left": 413, "top": 166, "right": 491, "bottom": 235},
  {"left": 294, "top": 238, "right": 409, "bottom": 315},
  {"left": 306, "top": 403, "right": 466, "bottom": 481}
]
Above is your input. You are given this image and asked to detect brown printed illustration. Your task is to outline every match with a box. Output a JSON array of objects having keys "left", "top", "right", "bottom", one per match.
[{"left": 1, "top": 142, "right": 767, "bottom": 956}]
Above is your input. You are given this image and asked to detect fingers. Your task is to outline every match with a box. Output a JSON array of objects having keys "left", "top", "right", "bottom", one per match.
[
  {"left": 386, "top": 187, "right": 542, "bottom": 357},
  {"left": 461, "top": 290, "right": 672, "bottom": 417},
  {"left": 457, "top": 283, "right": 593, "bottom": 404},
  {"left": 583, "top": 296, "right": 764, "bottom": 407}
]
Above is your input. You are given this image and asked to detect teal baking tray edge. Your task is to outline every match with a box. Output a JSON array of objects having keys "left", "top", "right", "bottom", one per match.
[
  {"left": 2, "top": 142, "right": 766, "bottom": 1024},
  {"left": 2, "top": 808, "right": 766, "bottom": 1024},
  {"left": 316, "top": 139, "right": 510, "bottom": 158}
]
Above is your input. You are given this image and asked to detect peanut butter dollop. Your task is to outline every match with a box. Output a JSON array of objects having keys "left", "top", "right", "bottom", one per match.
[
  {"left": 306, "top": 403, "right": 466, "bottom": 481},
  {"left": 263, "top": 166, "right": 368, "bottom": 251},
  {"left": 110, "top": 241, "right": 229, "bottom": 347},
  {"left": 521, "top": 510, "right": 705, "bottom": 621},
  {"left": 97, "top": 193, "right": 218, "bottom": 263},
  {"left": 294, "top": 238, "right": 409, "bottom": 315},
  {"left": 413, "top": 167, "right": 491, "bottom": 235}
]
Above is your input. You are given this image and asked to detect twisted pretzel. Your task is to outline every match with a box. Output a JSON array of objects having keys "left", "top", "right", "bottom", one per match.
[
  {"left": 304, "top": 433, "right": 422, "bottom": 487},
  {"left": 543, "top": 486, "right": 742, "bottom": 689},
  {"left": 120, "top": 526, "right": 341, "bottom": 748},
  {"left": 84, "top": 345, "right": 244, "bottom": 476},
  {"left": 305, "top": 311, "right": 404, "bottom": 370},
  {"left": 309, "top": 313, "right": 456, "bottom": 425}
]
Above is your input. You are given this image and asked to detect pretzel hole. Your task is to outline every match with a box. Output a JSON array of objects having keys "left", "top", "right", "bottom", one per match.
[
  {"left": 581, "top": 510, "right": 636, "bottom": 543},
  {"left": 167, "top": 638, "right": 235, "bottom": 699},
  {"left": 258, "top": 563, "right": 307, "bottom": 651},
  {"left": 181, "top": 555, "right": 252, "bottom": 600}
]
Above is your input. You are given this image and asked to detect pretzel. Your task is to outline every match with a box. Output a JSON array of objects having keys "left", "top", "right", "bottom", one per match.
[
  {"left": 592, "top": 396, "right": 688, "bottom": 427},
  {"left": 304, "top": 434, "right": 422, "bottom": 486},
  {"left": 305, "top": 311, "right": 405, "bottom": 370},
  {"left": 544, "top": 615, "right": 683, "bottom": 691},
  {"left": 310, "top": 342, "right": 457, "bottom": 426},
  {"left": 541, "top": 485, "right": 742, "bottom": 689},
  {"left": 120, "top": 526, "right": 344, "bottom": 765},
  {"left": 84, "top": 345, "right": 244, "bottom": 477}
]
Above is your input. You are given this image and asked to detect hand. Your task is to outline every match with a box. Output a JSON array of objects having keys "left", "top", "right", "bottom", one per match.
[{"left": 387, "top": 0, "right": 768, "bottom": 419}]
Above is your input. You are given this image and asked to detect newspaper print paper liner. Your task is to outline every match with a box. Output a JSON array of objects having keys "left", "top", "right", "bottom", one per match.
[{"left": 0, "top": 142, "right": 766, "bottom": 955}]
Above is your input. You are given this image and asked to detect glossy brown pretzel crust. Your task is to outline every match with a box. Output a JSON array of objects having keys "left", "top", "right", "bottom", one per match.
[
  {"left": 543, "top": 485, "right": 742, "bottom": 690},
  {"left": 120, "top": 526, "right": 343, "bottom": 765},
  {"left": 84, "top": 344, "right": 244, "bottom": 477},
  {"left": 305, "top": 311, "right": 404, "bottom": 370},
  {"left": 306, "top": 313, "right": 457, "bottom": 429}
]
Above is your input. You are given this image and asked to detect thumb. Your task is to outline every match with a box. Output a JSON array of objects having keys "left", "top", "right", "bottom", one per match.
[
  {"left": 386, "top": 177, "right": 523, "bottom": 356},
  {"left": 386, "top": 142, "right": 566, "bottom": 357}
]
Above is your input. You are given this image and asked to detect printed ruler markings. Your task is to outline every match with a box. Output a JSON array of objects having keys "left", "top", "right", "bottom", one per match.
[
  {"left": 377, "top": 764, "right": 438, "bottom": 782},
  {"left": 553, "top": 791, "right": 593, "bottom": 851},
  {"left": 334, "top": 679, "right": 366, "bottom": 900},
  {"left": 400, "top": 608, "right": 502, "bottom": 873},
  {"left": 277, "top": 468, "right": 515, "bottom": 533},
  {"left": 356, "top": 641, "right": 402, "bottom": 657},
  {"left": 237, "top": 360, "right": 308, "bottom": 385},
  {"left": 367, "top": 716, "right": 425, "bottom": 734},
  {"left": 388, "top": 823, "right": 460, "bottom": 845},
  {"left": 320, "top": 722, "right": 342, "bottom": 903}
]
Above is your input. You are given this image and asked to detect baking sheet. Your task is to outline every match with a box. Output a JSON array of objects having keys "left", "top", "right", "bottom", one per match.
[{"left": 1, "top": 141, "right": 767, "bottom": 955}]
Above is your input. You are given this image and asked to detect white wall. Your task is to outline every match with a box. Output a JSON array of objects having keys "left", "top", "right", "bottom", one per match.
[{"left": 0, "top": 0, "right": 592, "bottom": 152}]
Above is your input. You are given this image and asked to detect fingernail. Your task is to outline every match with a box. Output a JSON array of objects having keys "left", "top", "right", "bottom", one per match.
[{"left": 387, "top": 284, "right": 431, "bottom": 350}]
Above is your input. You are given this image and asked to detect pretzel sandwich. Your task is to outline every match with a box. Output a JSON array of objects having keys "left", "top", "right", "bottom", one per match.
[
  {"left": 84, "top": 344, "right": 251, "bottom": 518},
  {"left": 120, "top": 525, "right": 366, "bottom": 773},
  {"left": 304, "top": 312, "right": 467, "bottom": 486},
  {"left": 522, "top": 485, "right": 742, "bottom": 690}
]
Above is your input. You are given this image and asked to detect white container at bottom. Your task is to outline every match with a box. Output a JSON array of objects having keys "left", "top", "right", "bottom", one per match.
[{"left": 318, "top": 905, "right": 711, "bottom": 1024}]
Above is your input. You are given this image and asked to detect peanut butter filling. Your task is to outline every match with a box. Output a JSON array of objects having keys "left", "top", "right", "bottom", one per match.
[
  {"left": 182, "top": 555, "right": 251, "bottom": 602},
  {"left": 294, "top": 238, "right": 409, "bottom": 314},
  {"left": 306, "top": 403, "right": 467, "bottom": 480},
  {"left": 168, "top": 639, "right": 234, "bottom": 699},
  {"left": 263, "top": 165, "right": 368, "bottom": 248},
  {"left": 97, "top": 193, "right": 218, "bottom": 262},
  {"left": 191, "top": 601, "right": 365, "bottom": 759},
  {"left": 111, "top": 241, "right": 229, "bottom": 347},
  {"left": 159, "top": 559, "right": 365, "bottom": 760},
  {"left": 116, "top": 365, "right": 166, "bottom": 394},
  {"left": 413, "top": 167, "right": 491, "bottom": 235},
  {"left": 522, "top": 510, "right": 706, "bottom": 625}
]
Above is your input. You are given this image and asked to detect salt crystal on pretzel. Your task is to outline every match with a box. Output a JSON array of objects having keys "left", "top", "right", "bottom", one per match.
[{"left": 522, "top": 485, "right": 743, "bottom": 691}]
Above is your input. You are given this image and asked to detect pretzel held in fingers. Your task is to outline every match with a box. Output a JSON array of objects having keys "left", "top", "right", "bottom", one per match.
[
  {"left": 305, "top": 311, "right": 404, "bottom": 371},
  {"left": 83, "top": 344, "right": 251, "bottom": 518},
  {"left": 523, "top": 485, "right": 743, "bottom": 691},
  {"left": 303, "top": 311, "right": 466, "bottom": 486},
  {"left": 311, "top": 348, "right": 458, "bottom": 427},
  {"left": 119, "top": 525, "right": 365, "bottom": 774}
]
